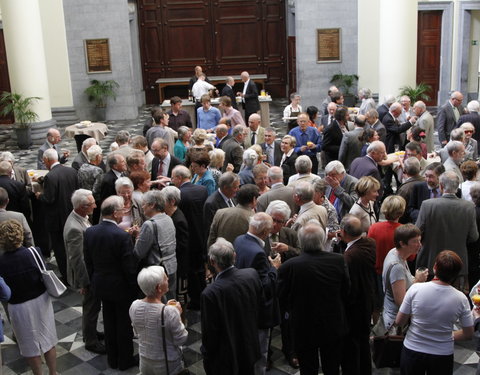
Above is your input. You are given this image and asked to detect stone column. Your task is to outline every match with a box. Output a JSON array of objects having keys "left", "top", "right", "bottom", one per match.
[
  {"left": 0, "top": 0, "right": 56, "bottom": 142},
  {"left": 378, "top": 0, "right": 418, "bottom": 102}
]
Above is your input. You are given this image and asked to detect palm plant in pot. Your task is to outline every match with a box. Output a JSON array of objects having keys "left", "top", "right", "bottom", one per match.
[
  {"left": 0, "top": 92, "right": 40, "bottom": 149},
  {"left": 84, "top": 79, "right": 119, "bottom": 121},
  {"left": 399, "top": 82, "right": 432, "bottom": 103}
]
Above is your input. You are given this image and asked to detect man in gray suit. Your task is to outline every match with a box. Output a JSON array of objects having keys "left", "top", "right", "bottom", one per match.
[
  {"left": 437, "top": 91, "right": 465, "bottom": 146},
  {"left": 64, "top": 189, "right": 105, "bottom": 354},
  {"left": 413, "top": 101, "right": 434, "bottom": 153},
  {"left": 0, "top": 187, "right": 34, "bottom": 251},
  {"left": 37, "top": 128, "right": 70, "bottom": 169},
  {"left": 365, "top": 109, "right": 386, "bottom": 144},
  {"left": 222, "top": 125, "right": 247, "bottom": 173},
  {"left": 443, "top": 140, "right": 465, "bottom": 182},
  {"left": 257, "top": 166, "right": 296, "bottom": 216},
  {"left": 338, "top": 115, "right": 367, "bottom": 171},
  {"left": 324, "top": 160, "right": 358, "bottom": 221},
  {"left": 416, "top": 171, "right": 478, "bottom": 291},
  {"left": 291, "top": 182, "right": 328, "bottom": 231}
]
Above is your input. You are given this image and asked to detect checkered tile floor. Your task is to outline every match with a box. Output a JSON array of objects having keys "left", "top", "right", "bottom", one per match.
[{"left": 1, "top": 100, "right": 479, "bottom": 374}]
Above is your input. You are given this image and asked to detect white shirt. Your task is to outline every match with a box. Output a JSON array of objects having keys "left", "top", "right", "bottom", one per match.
[
  {"left": 247, "top": 231, "right": 265, "bottom": 248},
  {"left": 242, "top": 79, "right": 250, "bottom": 101},
  {"left": 158, "top": 153, "right": 171, "bottom": 177},
  {"left": 192, "top": 80, "right": 215, "bottom": 100}
]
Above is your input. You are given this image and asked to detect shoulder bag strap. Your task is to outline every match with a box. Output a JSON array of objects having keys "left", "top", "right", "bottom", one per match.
[
  {"left": 27, "top": 246, "right": 47, "bottom": 272},
  {"left": 150, "top": 219, "right": 164, "bottom": 259},
  {"left": 161, "top": 304, "right": 170, "bottom": 375},
  {"left": 384, "top": 261, "right": 400, "bottom": 333}
]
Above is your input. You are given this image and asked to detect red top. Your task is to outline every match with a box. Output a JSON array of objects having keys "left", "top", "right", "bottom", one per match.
[{"left": 368, "top": 221, "right": 402, "bottom": 275}]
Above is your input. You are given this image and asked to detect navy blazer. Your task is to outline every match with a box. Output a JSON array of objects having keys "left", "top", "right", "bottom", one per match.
[
  {"left": 382, "top": 112, "right": 412, "bottom": 153},
  {"left": 83, "top": 220, "right": 137, "bottom": 301},
  {"left": 220, "top": 84, "right": 238, "bottom": 109},
  {"left": 151, "top": 154, "right": 183, "bottom": 180},
  {"left": 349, "top": 155, "right": 383, "bottom": 197},
  {"left": 203, "top": 190, "right": 228, "bottom": 232},
  {"left": 243, "top": 81, "right": 260, "bottom": 114},
  {"left": 234, "top": 233, "right": 279, "bottom": 328},
  {"left": 322, "top": 122, "right": 343, "bottom": 163},
  {"left": 99, "top": 170, "right": 118, "bottom": 203}
]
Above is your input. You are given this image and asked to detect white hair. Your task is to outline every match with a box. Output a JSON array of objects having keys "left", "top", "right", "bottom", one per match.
[
  {"left": 265, "top": 200, "right": 291, "bottom": 221},
  {"left": 71, "top": 189, "right": 93, "bottom": 209},
  {"left": 243, "top": 149, "right": 259, "bottom": 167},
  {"left": 137, "top": 266, "right": 167, "bottom": 297},
  {"left": 115, "top": 177, "right": 134, "bottom": 193},
  {"left": 86, "top": 145, "right": 103, "bottom": 162},
  {"left": 161, "top": 185, "right": 181, "bottom": 206},
  {"left": 43, "top": 148, "right": 58, "bottom": 161},
  {"left": 0, "top": 152, "right": 15, "bottom": 163},
  {"left": 248, "top": 212, "right": 273, "bottom": 234},
  {"left": 467, "top": 100, "right": 480, "bottom": 113},
  {"left": 295, "top": 155, "right": 312, "bottom": 174},
  {"left": 325, "top": 160, "right": 345, "bottom": 175}
]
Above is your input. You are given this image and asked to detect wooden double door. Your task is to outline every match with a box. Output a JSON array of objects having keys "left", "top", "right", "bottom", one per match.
[{"left": 138, "top": 0, "right": 287, "bottom": 104}]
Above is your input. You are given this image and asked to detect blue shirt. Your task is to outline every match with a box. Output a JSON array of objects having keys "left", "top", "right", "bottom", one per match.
[
  {"left": 197, "top": 106, "right": 221, "bottom": 130},
  {"left": 289, "top": 126, "right": 322, "bottom": 157}
]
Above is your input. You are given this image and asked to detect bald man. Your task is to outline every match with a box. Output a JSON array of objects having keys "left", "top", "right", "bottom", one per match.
[
  {"left": 237, "top": 71, "right": 260, "bottom": 122},
  {"left": 37, "top": 128, "right": 70, "bottom": 169}
]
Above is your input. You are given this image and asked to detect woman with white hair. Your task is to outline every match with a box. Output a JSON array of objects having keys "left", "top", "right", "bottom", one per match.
[
  {"left": 239, "top": 148, "right": 259, "bottom": 185},
  {"left": 129, "top": 266, "right": 188, "bottom": 375},
  {"left": 115, "top": 177, "right": 145, "bottom": 230},
  {"left": 208, "top": 148, "right": 226, "bottom": 185},
  {"left": 460, "top": 122, "right": 478, "bottom": 160},
  {"left": 174, "top": 126, "right": 192, "bottom": 162},
  {"left": 358, "top": 88, "right": 376, "bottom": 115},
  {"left": 78, "top": 145, "right": 104, "bottom": 201}
]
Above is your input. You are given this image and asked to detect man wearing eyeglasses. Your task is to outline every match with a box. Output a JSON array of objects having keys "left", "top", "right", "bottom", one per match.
[
  {"left": 413, "top": 101, "right": 434, "bottom": 153},
  {"left": 437, "top": 91, "right": 465, "bottom": 146}
]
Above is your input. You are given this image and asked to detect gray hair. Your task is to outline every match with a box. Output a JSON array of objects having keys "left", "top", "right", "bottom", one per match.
[
  {"left": 413, "top": 101, "right": 426, "bottom": 111},
  {"left": 243, "top": 149, "right": 259, "bottom": 167},
  {"left": 161, "top": 185, "right": 181, "bottom": 206},
  {"left": 101, "top": 195, "right": 124, "bottom": 216},
  {"left": 209, "top": 148, "right": 225, "bottom": 169},
  {"left": 107, "top": 153, "right": 122, "bottom": 169},
  {"left": 439, "top": 171, "right": 460, "bottom": 193},
  {"left": 264, "top": 127, "right": 276, "bottom": 135},
  {"left": 366, "top": 109, "right": 379, "bottom": 119},
  {"left": 115, "top": 130, "right": 130, "bottom": 145},
  {"left": 218, "top": 172, "right": 239, "bottom": 190},
  {"left": 294, "top": 182, "right": 314, "bottom": 202},
  {"left": 467, "top": 100, "right": 480, "bottom": 113},
  {"left": 267, "top": 166, "right": 283, "bottom": 182},
  {"left": 470, "top": 182, "right": 480, "bottom": 206},
  {"left": 86, "top": 145, "right": 103, "bottom": 162},
  {"left": 325, "top": 160, "right": 345, "bottom": 175},
  {"left": 0, "top": 152, "right": 15, "bottom": 163},
  {"left": 367, "top": 140, "right": 385, "bottom": 154},
  {"left": 295, "top": 155, "right": 312, "bottom": 174},
  {"left": 449, "top": 128, "right": 465, "bottom": 141},
  {"left": 177, "top": 126, "right": 190, "bottom": 141},
  {"left": 389, "top": 102, "right": 402, "bottom": 112},
  {"left": 384, "top": 95, "right": 396, "bottom": 105},
  {"left": 232, "top": 125, "right": 246, "bottom": 138},
  {"left": 446, "top": 140, "right": 464, "bottom": 156},
  {"left": 358, "top": 88, "right": 372, "bottom": 99},
  {"left": 43, "top": 148, "right": 59, "bottom": 161},
  {"left": 460, "top": 122, "right": 475, "bottom": 132},
  {"left": 403, "top": 157, "right": 420, "bottom": 176},
  {"left": 298, "top": 222, "right": 325, "bottom": 253},
  {"left": 340, "top": 214, "right": 363, "bottom": 237},
  {"left": 208, "top": 238, "right": 235, "bottom": 270},
  {"left": 115, "top": 177, "right": 134, "bottom": 193},
  {"left": 172, "top": 165, "right": 191, "bottom": 180},
  {"left": 82, "top": 137, "right": 97, "bottom": 151},
  {"left": 71, "top": 189, "right": 93, "bottom": 209},
  {"left": 248, "top": 212, "right": 273, "bottom": 235},
  {"left": 137, "top": 266, "right": 167, "bottom": 297},
  {"left": 265, "top": 200, "right": 291, "bottom": 221},
  {"left": 143, "top": 190, "right": 165, "bottom": 211},
  {"left": 312, "top": 179, "right": 327, "bottom": 195},
  {"left": 0, "top": 161, "right": 11, "bottom": 176}
]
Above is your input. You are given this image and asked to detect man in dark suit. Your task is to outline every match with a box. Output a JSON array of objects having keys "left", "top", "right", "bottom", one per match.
[
  {"left": 458, "top": 100, "right": 480, "bottom": 143},
  {"left": 0, "top": 187, "right": 34, "bottom": 249},
  {"left": 261, "top": 128, "right": 282, "bottom": 166},
  {"left": 234, "top": 212, "right": 281, "bottom": 375},
  {"left": 382, "top": 102, "right": 416, "bottom": 153},
  {"left": 84, "top": 196, "right": 138, "bottom": 370},
  {"left": 437, "top": 91, "right": 465, "bottom": 146},
  {"left": 36, "top": 148, "right": 78, "bottom": 279},
  {"left": 0, "top": 161, "right": 30, "bottom": 219},
  {"left": 220, "top": 76, "right": 238, "bottom": 109},
  {"left": 350, "top": 140, "right": 386, "bottom": 197},
  {"left": 324, "top": 160, "right": 358, "bottom": 221},
  {"left": 172, "top": 165, "right": 208, "bottom": 310},
  {"left": 366, "top": 109, "right": 386, "bottom": 143},
  {"left": 256, "top": 166, "right": 296, "bottom": 215},
  {"left": 278, "top": 222, "right": 349, "bottom": 374},
  {"left": 37, "top": 128, "right": 69, "bottom": 169},
  {"left": 64, "top": 189, "right": 105, "bottom": 354},
  {"left": 100, "top": 153, "right": 127, "bottom": 203},
  {"left": 201, "top": 238, "right": 262, "bottom": 375},
  {"left": 408, "top": 162, "right": 444, "bottom": 223},
  {"left": 237, "top": 71, "right": 260, "bottom": 121},
  {"left": 376, "top": 94, "right": 396, "bottom": 122},
  {"left": 338, "top": 115, "right": 367, "bottom": 171},
  {"left": 72, "top": 137, "right": 96, "bottom": 171},
  {"left": 222, "top": 125, "right": 246, "bottom": 173},
  {"left": 320, "top": 102, "right": 337, "bottom": 127},
  {"left": 279, "top": 135, "right": 298, "bottom": 185},
  {"left": 150, "top": 138, "right": 183, "bottom": 180},
  {"left": 397, "top": 157, "right": 424, "bottom": 223},
  {"left": 203, "top": 171, "right": 240, "bottom": 231},
  {"left": 323, "top": 107, "right": 348, "bottom": 164},
  {"left": 340, "top": 214, "right": 376, "bottom": 375},
  {"left": 215, "top": 124, "right": 231, "bottom": 149}
]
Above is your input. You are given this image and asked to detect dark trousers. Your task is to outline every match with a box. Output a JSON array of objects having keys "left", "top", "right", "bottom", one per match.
[
  {"left": 187, "top": 269, "right": 206, "bottom": 308},
  {"left": 83, "top": 288, "right": 102, "bottom": 346},
  {"left": 400, "top": 346, "right": 453, "bottom": 375},
  {"left": 341, "top": 332, "right": 372, "bottom": 375},
  {"left": 102, "top": 298, "right": 134, "bottom": 370},
  {"left": 49, "top": 229, "right": 67, "bottom": 280},
  {"left": 309, "top": 155, "right": 319, "bottom": 175},
  {"left": 280, "top": 310, "right": 295, "bottom": 359},
  {"left": 297, "top": 339, "right": 342, "bottom": 375}
]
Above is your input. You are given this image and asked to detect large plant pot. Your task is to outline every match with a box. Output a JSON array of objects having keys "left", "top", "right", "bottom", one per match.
[
  {"left": 14, "top": 126, "right": 32, "bottom": 149},
  {"left": 95, "top": 106, "right": 106, "bottom": 122},
  {"left": 343, "top": 95, "right": 357, "bottom": 107}
]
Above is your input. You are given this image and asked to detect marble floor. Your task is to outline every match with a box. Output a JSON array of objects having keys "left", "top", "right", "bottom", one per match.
[{"left": 1, "top": 100, "right": 480, "bottom": 374}]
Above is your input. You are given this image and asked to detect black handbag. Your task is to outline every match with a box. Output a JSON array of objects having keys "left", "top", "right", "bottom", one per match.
[{"left": 372, "top": 329, "right": 404, "bottom": 368}]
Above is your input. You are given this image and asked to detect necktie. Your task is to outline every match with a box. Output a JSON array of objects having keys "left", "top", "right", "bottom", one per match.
[
  {"left": 157, "top": 160, "right": 164, "bottom": 177},
  {"left": 251, "top": 131, "right": 256, "bottom": 145},
  {"left": 432, "top": 188, "right": 438, "bottom": 198},
  {"left": 267, "top": 145, "right": 273, "bottom": 164},
  {"left": 329, "top": 116, "right": 333, "bottom": 126},
  {"left": 329, "top": 190, "right": 336, "bottom": 204},
  {"left": 227, "top": 199, "right": 234, "bottom": 207},
  {"left": 453, "top": 106, "right": 460, "bottom": 122}
]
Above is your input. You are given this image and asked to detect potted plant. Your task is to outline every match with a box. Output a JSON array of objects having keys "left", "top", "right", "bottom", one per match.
[
  {"left": 399, "top": 82, "right": 432, "bottom": 103},
  {"left": 0, "top": 92, "right": 40, "bottom": 149},
  {"left": 84, "top": 79, "right": 119, "bottom": 121},
  {"left": 330, "top": 73, "right": 359, "bottom": 106}
]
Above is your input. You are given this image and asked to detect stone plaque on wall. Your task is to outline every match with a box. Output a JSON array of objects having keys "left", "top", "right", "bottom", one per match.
[
  {"left": 317, "top": 28, "right": 341, "bottom": 63},
  {"left": 84, "top": 39, "right": 112, "bottom": 73}
]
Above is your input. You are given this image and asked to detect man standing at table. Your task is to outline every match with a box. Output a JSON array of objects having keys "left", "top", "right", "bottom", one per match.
[
  {"left": 237, "top": 71, "right": 260, "bottom": 122},
  {"left": 167, "top": 96, "right": 192, "bottom": 131},
  {"left": 221, "top": 76, "right": 238, "bottom": 109},
  {"left": 37, "top": 128, "right": 70, "bottom": 169},
  {"left": 288, "top": 113, "right": 322, "bottom": 175}
]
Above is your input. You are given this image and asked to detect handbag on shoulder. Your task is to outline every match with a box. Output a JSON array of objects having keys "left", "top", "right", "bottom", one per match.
[{"left": 27, "top": 246, "right": 67, "bottom": 298}]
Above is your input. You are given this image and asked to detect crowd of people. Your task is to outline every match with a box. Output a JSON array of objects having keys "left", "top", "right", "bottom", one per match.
[{"left": 0, "top": 69, "right": 480, "bottom": 375}]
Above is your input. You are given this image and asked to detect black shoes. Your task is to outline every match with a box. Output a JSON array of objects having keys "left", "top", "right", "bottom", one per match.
[{"left": 85, "top": 342, "right": 106, "bottom": 354}]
